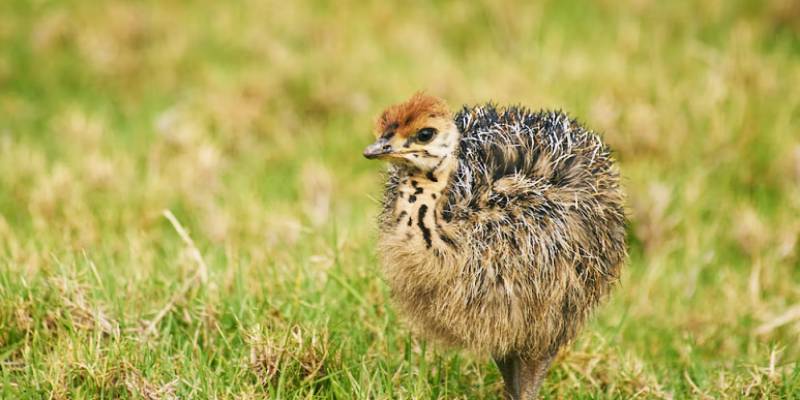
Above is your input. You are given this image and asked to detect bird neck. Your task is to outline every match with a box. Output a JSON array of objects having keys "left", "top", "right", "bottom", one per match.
[
  {"left": 397, "top": 154, "right": 456, "bottom": 203},
  {"left": 391, "top": 155, "right": 457, "bottom": 250}
]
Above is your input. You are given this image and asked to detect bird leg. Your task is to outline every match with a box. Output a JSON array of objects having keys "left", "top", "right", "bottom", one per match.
[
  {"left": 493, "top": 351, "right": 556, "bottom": 399},
  {"left": 494, "top": 353, "right": 521, "bottom": 398}
]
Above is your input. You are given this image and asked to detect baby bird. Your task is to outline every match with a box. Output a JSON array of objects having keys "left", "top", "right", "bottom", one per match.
[{"left": 364, "top": 93, "right": 627, "bottom": 399}]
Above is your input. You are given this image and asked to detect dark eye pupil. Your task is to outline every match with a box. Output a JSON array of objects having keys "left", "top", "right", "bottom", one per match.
[{"left": 417, "top": 128, "right": 436, "bottom": 142}]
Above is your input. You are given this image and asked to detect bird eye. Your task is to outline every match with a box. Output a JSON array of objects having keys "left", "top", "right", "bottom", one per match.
[{"left": 416, "top": 128, "right": 437, "bottom": 143}]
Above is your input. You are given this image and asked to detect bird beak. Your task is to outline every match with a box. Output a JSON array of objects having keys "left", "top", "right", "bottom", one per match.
[{"left": 363, "top": 137, "right": 393, "bottom": 159}]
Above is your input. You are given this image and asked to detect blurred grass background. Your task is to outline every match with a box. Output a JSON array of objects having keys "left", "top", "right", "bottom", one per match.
[{"left": 1, "top": 0, "right": 799, "bottom": 398}]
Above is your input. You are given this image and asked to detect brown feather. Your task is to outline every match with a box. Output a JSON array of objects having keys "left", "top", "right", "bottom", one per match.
[{"left": 375, "top": 92, "right": 450, "bottom": 139}]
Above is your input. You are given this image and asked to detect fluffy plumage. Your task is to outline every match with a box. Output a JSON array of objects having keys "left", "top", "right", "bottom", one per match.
[{"left": 368, "top": 95, "right": 627, "bottom": 399}]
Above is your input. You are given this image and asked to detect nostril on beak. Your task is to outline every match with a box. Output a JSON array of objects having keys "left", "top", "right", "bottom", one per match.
[
  {"left": 363, "top": 138, "right": 391, "bottom": 159},
  {"left": 363, "top": 145, "right": 381, "bottom": 159}
]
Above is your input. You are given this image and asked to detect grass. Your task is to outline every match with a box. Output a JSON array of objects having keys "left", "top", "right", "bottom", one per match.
[{"left": 1, "top": 0, "right": 799, "bottom": 398}]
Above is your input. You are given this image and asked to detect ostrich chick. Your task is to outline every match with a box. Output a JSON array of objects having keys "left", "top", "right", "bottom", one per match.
[{"left": 364, "top": 93, "right": 627, "bottom": 399}]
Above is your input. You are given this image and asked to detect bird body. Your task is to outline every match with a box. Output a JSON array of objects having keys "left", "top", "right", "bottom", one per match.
[{"left": 365, "top": 94, "right": 626, "bottom": 399}]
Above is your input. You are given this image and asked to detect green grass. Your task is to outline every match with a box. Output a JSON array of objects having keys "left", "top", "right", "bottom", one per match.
[{"left": 1, "top": 0, "right": 799, "bottom": 398}]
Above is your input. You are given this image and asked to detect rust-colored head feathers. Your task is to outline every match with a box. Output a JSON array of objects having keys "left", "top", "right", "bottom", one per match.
[{"left": 375, "top": 93, "right": 451, "bottom": 139}]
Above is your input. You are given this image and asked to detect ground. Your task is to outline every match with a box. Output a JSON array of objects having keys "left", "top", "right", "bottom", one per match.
[{"left": 1, "top": 0, "right": 799, "bottom": 398}]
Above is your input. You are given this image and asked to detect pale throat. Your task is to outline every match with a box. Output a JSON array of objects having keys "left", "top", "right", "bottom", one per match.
[{"left": 392, "top": 154, "right": 457, "bottom": 249}]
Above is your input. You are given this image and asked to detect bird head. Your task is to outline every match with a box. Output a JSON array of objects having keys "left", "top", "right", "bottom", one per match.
[{"left": 364, "top": 93, "right": 459, "bottom": 173}]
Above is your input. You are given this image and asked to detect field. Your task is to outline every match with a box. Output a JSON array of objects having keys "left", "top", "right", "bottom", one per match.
[{"left": 1, "top": 0, "right": 799, "bottom": 398}]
